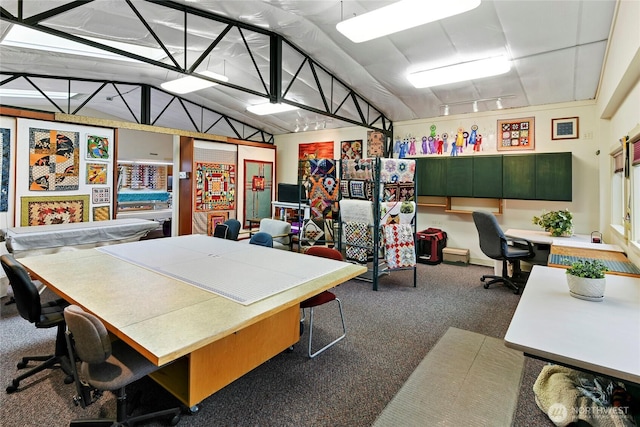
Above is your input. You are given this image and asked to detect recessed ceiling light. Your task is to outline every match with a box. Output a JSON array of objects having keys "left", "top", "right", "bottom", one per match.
[
  {"left": 160, "top": 71, "right": 229, "bottom": 94},
  {"left": 246, "top": 102, "right": 299, "bottom": 115},
  {"left": 336, "top": 0, "right": 481, "bottom": 43},
  {"left": 407, "top": 56, "right": 511, "bottom": 88}
]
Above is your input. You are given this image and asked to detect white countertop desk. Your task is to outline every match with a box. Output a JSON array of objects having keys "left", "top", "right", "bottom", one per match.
[
  {"left": 504, "top": 265, "right": 640, "bottom": 384},
  {"left": 20, "top": 235, "right": 366, "bottom": 407},
  {"left": 504, "top": 228, "right": 624, "bottom": 252}
]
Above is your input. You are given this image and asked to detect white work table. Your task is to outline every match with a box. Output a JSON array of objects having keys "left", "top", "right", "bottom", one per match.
[{"left": 504, "top": 265, "right": 640, "bottom": 384}]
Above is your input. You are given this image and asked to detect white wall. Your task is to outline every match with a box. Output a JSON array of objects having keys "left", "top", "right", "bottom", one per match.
[{"left": 117, "top": 128, "right": 173, "bottom": 162}]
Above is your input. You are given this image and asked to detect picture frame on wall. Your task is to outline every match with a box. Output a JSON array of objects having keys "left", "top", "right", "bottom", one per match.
[
  {"left": 497, "top": 117, "right": 535, "bottom": 151},
  {"left": 552, "top": 117, "right": 579, "bottom": 140}
]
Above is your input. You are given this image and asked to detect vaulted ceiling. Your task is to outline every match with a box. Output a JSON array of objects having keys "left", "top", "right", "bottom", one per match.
[{"left": 0, "top": 0, "right": 617, "bottom": 142}]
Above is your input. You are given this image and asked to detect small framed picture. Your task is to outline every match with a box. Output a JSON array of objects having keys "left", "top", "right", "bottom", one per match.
[{"left": 552, "top": 117, "right": 579, "bottom": 140}]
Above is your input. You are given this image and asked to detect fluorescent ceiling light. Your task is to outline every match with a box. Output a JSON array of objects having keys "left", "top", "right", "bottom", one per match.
[
  {"left": 1, "top": 25, "right": 167, "bottom": 62},
  {"left": 246, "top": 103, "right": 299, "bottom": 115},
  {"left": 0, "top": 88, "right": 78, "bottom": 100},
  {"left": 336, "top": 0, "right": 481, "bottom": 43},
  {"left": 407, "top": 56, "right": 511, "bottom": 88},
  {"left": 161, "top": 71, "right": 229, "bottom": 94}
]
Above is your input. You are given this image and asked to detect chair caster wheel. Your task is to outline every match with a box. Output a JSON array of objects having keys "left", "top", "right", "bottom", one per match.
[
  {"left": 513, "top": 288, "right": 520, "bottom": 295},
  {"left": 483, "top": 283, "right": 490, "bottom": 289},
  {"left": 16, "top": 361, "right": 27, "bottom": 369},
  {"left": 6, "top": 381, "right": 18, "bottom": 393},
  {"left": 170, "top": 414, "right": 181, "bottom": 425},
  {"left": 64, "top": 375, "right": 74, "bottom": 384}
]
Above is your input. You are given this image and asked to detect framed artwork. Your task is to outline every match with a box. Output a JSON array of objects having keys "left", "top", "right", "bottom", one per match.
[
  {"left": 86, "top": 134, "right": 109, "bottom": 159},
  {"left": 86, "top": 162, "right": 108, "bottom": 184},
  {"left": 21, "top": 195, "right": 90, "bottom": 226},
  {"left": 0, "top": 128, "right": 10, "bottom": 212},
  {"left": 28, "top": 127, "right": 80, "bottom": 190},
  {"left": 552, "top": 117, "right": 579, "bottom": 140},
  {"left": 497, "top": 117, "right": 535, "bottom": 151},
  {"left": 93, "top": 205, "right": 110, "bottom": 221},
  {"left": 243, "top": 160, "right": 273, "bottom": 227},
  {"left": 92, "top": 187, "right": 110, "bottom": 204},
  {"left": 207, "top": 211, "right": 229, "bottom": 236},
  {"left": 194, "top": 162, "right": 235, "bottom": 211}
]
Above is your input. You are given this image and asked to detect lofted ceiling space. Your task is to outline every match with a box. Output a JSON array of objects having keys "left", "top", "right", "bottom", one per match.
[{"left": 0, "top": 0, "right": 616, "bottom": 142}]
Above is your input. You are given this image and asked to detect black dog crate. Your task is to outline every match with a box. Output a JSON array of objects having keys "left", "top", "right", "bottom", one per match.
[{"left": 416, "top": 228, "right": 447, "bottom": 265}]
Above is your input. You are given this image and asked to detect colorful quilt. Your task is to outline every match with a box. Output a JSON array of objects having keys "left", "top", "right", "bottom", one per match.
[
  {"left": 367, "top": 130, "right": 385, "bottom": 157},
  {"left": 381, "top": 182, "right": 415, "bottom": 202},
  {"left": 21, "top": 195, "right": 90, "bottom": 226},
  {"left": 86, "top": 135, "right": 109, "bottom": 160},
  {"left": 194, "top": 162, "right": 235, "bottom": 211},
  {"left": 29, "top": 128, "right": 80, "bottom": 191},
  {"left": 308, "top": 158, "right": 337, "bottom": 178},
  {"left": 341, "top": 159, "right": 375, "bottom": 180},
  {"left": 341, "top": 140, "right": 363, "bottom": 160},
  {"left": 379, "top": 158, "right": 415, "bottom": 183},
  {"left": 344, "top": 221, "right": 371, "bottom": 262},
  {"left": 93, "top": 205, "right": 110, "bottom": 221},
  {"left": 309, "top": 174, "right": 338, "bottom": 201},
  {"left": 383, "top": 223, "right": 416, "bottom": 269},
  {"left": 380, "top": 201, "right": 416, "bottom": 225},
  {"left": 301, "top": 218, "right": 325, "bottom": 246}
]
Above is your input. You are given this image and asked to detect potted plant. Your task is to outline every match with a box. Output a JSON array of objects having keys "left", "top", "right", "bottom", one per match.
[
  {"left": 532, "top": 209, "right": 573, "bottom": 237},
  {"left": 565, "top": 259, "right": 608, "bottom": 301}
]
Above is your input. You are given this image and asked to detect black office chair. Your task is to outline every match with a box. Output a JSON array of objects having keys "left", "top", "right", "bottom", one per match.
[
  {"left": 0, "top": 254, "right": 73, "bottom": 393},
  {"left": 64, "top": 304, "right": 182, "bottom": 426},
  {"left": 249, "top": 231, "right": 273, "bottom": 248},
  {"left": 472, "top": 211, "right": 535, "bottom": 294},
  {"left": 301, "top": 247, "right": 347, "bottom": 358},
  {"left": 223, "top": 219, "right": 241, "bottom": 241}
]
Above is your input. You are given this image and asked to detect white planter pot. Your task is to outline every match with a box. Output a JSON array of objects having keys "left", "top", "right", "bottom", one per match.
[{"left": 566, "top": 274, "right": 606, "bottom": 301}]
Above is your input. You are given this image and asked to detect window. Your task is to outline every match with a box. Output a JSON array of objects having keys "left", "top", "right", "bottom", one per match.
[
  {"left": 611, "top": 149, "right": 624, "bottom": 228},
  {"left": 632, "top": 140, "right": 640, "bottom": 243}
]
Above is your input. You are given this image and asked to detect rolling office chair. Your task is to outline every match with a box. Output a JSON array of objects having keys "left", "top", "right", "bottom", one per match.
[
  {"left": 0, "top": 254, "right": 73, "bottom": 393},
  {"left": 472, "top": 211, "right": 535, "bottom": 295},
  {"left": 223, "top": 219, "right": 241, "bottom": 241},
  {"left": 63, "top": 304, "right": 182, "bottom": 426},
  {"left": 300, "top": 246, "right": 346, "bottom": 358},
  {"left": 249, "top": 231, "right": 273, "bottom": 248}
]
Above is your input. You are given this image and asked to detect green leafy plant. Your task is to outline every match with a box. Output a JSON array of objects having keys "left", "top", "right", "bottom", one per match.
[
  {"left": 532, "top": 209, "right": 573, "bottom": 237},
  {"left": 565, "top": 259, "right": 608, "bottom": 279}
]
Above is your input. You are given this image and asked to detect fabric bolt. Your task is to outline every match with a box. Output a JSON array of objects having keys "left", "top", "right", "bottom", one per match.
[
  {"left": 379, "top": 158, "right": 415, "bottom": 183},
  {"left": 339, "top": 199, "right": 374, "bottom": 225},
  {"left": 383, "top": 223, "right": 416, "bottom": 269}
]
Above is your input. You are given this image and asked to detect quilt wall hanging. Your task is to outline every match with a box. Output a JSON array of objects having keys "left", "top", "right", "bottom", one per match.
[
  {"left": 207, "top": 211, "right": 229, "bottom": 236},
  {"left": 21, "top": 195, "right": 90, "bottom": 226},
  {"left": 28, "top": 127, "right": 80, "bottom": 191},
  {"left": 243, "top": 160, "right": 273, "bottom": 227},
  {"left": 0, "top": 128, "right": 9, "bottom": 212},
  {"left": 497, "top": 117, "right": 535, "bottom": 151},
  {"left": 86, "top": 163, "right": 108, "bottom": 184},
  {"left": 194, "top": 162, "right": 235, "bottom": 211},
  {"left": 92, "top": 205, "right": 110, "bottom": 221},
  {"left": 298, "top": 141, "right": 334, "bottom": 182},
  {"left": 341, "top": 140, "right": 363, "bottom": 159},
  {"left": 86, "top": 134, "right": 109, "bottom": 160},
  {"left": 367, "top": 130, "right": 385, "bottom": 157}
]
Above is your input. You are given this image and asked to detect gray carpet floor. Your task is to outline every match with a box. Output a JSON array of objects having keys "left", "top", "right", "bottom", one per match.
[{"left": 0, "top": 262, "right": 554, "bottom": 426}]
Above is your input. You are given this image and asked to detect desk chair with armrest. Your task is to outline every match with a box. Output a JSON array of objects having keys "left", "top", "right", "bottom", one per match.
[
  {"left": 250, "top": 218, "right": 293, "bottom": 251},
  {"left": 63, "top": 304, "right": 182, "bottom": 426},
  {"left": 1, "top": 254, "right": 73, "bottom": 393},
  {"left": 472, "top": 211, "right": 535, "bottom": 295},
  {"left": 300, "top": 246, "right": 347, "bottom": 358}
]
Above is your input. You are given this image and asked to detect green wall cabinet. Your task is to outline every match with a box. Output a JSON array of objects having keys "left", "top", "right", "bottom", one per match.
[
  {"left": 445, "top": 157, "right": 473, "bottom": 197},
  {"left": 535, "top": 152, "right": 572, "bottom": 201},
  {"left": 415, "top": 152, "right": 572, "bottom": 201},
  {"left": 472, "top": 155, "right": 503, "bottom": 198}
]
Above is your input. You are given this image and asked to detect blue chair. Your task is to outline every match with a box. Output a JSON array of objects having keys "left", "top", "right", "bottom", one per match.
[
  {"left": 223, "top": 219, "right": 241, "bottom": 240},
  {"left": 249, "top": 232, "right": 273, "bottom": 248}
]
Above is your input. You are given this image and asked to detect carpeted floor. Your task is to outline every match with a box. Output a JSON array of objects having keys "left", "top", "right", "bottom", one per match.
[{"left": 0, "top": 262, "right": 554, "bottom": 426}]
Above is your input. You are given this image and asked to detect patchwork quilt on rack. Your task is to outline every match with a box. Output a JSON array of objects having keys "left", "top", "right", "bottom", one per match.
[{"left": 383, "top": 223, "right": 416, "bottom": 269}]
